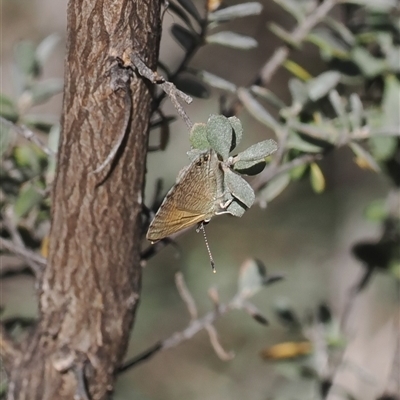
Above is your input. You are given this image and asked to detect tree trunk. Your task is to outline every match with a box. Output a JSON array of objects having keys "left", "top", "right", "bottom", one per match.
[{"left": 5, "top": 1, "right": 161, "bottom": 398}]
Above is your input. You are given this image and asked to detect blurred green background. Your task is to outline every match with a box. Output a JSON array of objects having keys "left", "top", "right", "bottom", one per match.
[{"left": 1, "top": 1, "right": 398, "bottom": 399}]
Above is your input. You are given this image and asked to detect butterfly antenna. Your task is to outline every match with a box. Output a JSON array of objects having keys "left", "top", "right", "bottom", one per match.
[{"left": 197, "top": 223, "right": 216, "bottom": 273}]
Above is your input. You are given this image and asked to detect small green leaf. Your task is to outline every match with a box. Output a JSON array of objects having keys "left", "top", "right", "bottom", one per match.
[
  {"left": 228, "top": 116, "right": 243, "bottom": 150},
  {"left": 250, "top": 85, "right": 287, "bottom": 109},
  {"left": 206, "top": 114, "right": 233, "bottom": 159},
  {"left": 208, "top": 2, "right": 262, "bottom": 22},
  {"left": 272, "top": 0, "right": 305, "bottom": 22},
  {"left": 283, "top": 60, "right": 312, "bottom": 81},
  {"left": 226, "top": 198, "right": 246, "bottom": 217},
  {"left": 352, "top": 47, "right": 386, "bottom": 77},
  {"left": 382, "top": 75, "right": 400, "bottom": 129},
  {"left": 189, "top": 123, "right": 210, "bottom": 150},
  {"left": 224, "top": 168, "right": 255, "bottom": 208},
  {"left": 174, "top": 75, "right": 209, "bottom": 99},
  {"left": 171, "top": 24, "right": 198, "bottom": 51},
  {"left": 0, "top": 95, "right": 18, "bottom": 121},
  {"left": 349, "top": 142, "right": 380, "bottom": 172},
  {"left": 236, "top": 139, "right": 278, "bottom": 163},
  {"left": 259, "top": 173, "right": 290, "bottom": 206},
  {"left": 328, "top": 90, "right": 348, "bottom": 126},
  {"left": 289, "top": 78, "right": 308, "bottom": 106},
  {"left": 237, "top": 88, "right": 280, "bottom": 131},
  {"left": 349, "top": 93, "right": 364, "bottom": 130},
  {"left": 238, "top": 258, "right": 266, "bottom": 299},
  {"left": 36, "top": 34, "right": 61, "bottom": 66},
  {"left": 287, "top": 132, "right": 323, "bottom": 153},
  {"left": 0, "top": 123, "right": 11, "bottom": 157},
  {"left": 364, "top": 200, "right": 388, "bottom": 222},
  {"left": 168, "top": 2, "right": 197, "bottom": 31},
  {"left": 177, "top": 0, "right": 202, "bottom": 23},
  {"left": 269, "top": 23, "right": 300, "bottom": 48},
  {"left": 307, "top": 28, "right": 350, "bottom": 58},
  {"left": 206, "top": 31, "right": 258, "bottom": 50},
  {"left": 369, "top": 136, "right": 396, "bottom": 161},
  {"left": 310, "top": 162, "right": 325, "bottom": 193},
  {"left": 199, "top": 70, "right": 237, "bottom": 93},
  {"left": 29, "top": 78, "right": 64, "bottom": 106},
  {"left": 13, "top": 145, "right": 42, "bottom": 173},
  {"left": 307, "top": 71, "right": 341, "bottom": 102},
  {"left": 233, "top": 159, "right": 266, "bottom": 175},
  {"left": 290, "top": 163, "right": 308, "bottom": 180},
  {"left": 14, "top": 183, "right": 43, "bottom": 219},
  {"left": 14, "top": 40, "right": 39, "bottom": 79}
]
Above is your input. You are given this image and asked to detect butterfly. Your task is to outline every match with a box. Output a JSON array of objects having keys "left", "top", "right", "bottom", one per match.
[{"left": 146, "top": 149, "right": 230, "bottom": 242}]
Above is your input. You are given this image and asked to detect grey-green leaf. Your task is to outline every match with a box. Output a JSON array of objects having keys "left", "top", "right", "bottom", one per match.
[
  {"left": 206, "top": 114, "right": 233, "bottom": 159},
  {"left": 208, "top": 2, "right": 262, "bottom": 22},
  {"left": 225, "top": 198, "right": 246, "bottom": 217},
  {"left": 237, "top": 88, "right": 280, "bottom": 131},
  {"left": 29, "top": 78, "right": 64, "bottom": 106},
  {"left": 171, "top": 24, "right": 198, "bottom": 51},
  {"left": 228, "top": 116, "right": 243, "bottom": 150},
  {"left": 250, "top": 85, "right": 287, "bottom": 109},
  {"left": 236, "top": 139, "right": 278, "bottom": 162},
  {"left": 259, "top": 173, "right": 290, "bottom": 207},
  {"left": 238, "top": 258, "right": 267, "bottom": 299},
  {"left": 174, "top": 75, "right": 209, "bottom": 99},
  {"left": 14, "top": 183, "right": 43, "bottom": 219},
  {"left": 189, "top": 123, "right": 210, "bottom": 150},
  {"left": 224, "top": 168, "right": 255, "bottom": 208},
  {"left": 307, "top": 71, "right": 341, "bottom": 101},
  {"left": 177, "top": 0, "right": 202, "bottom": 23},
  {"left": 14, "top": 40, "right": 39, "bottom": 79},
  {"left": 206, "top": 31, "right": 258, "bottom": 50},
  {"left": 36, "top": 34, "right": 61, "bottom": 66},
  {"left": 199, "top": 70, "right": 237, "bottom": 93},
  {"left": 289, "top": 78, "right": 308, "bottom": 106}
]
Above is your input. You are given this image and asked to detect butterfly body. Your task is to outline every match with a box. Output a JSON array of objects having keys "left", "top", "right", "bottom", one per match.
[{"left": 146, "top": 149, "right": 227, "bottom": 242}]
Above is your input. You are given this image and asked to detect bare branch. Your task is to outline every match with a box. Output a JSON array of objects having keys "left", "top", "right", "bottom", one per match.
[
  {"left": 1, "top": 209, "right": 45, "bottom": 276},
  {"left": 0, "top": 116, "right": 55, "bottom": 157},
  {"left": 260, "top": 0, "right": 338, "bottom": 84},
  {"left": 175, "top": 272, "right": 198, "bottom": 319},
  {"left": 119, "top": 294, "right": 241, "bottom": 373},
  {"left": 0, "top": 237, "right": 47, "bottom": 269},
  {"left": 126, "top": 51, "right": 193, "bottom": 130},
  {"left": 205, "top": 324, "right": 235, "bottom": 361}
]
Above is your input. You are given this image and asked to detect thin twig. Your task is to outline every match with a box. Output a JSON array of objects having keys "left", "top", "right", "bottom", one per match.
[
  {"left": 175, "top": 272, "right": 198, "bottom": 319},
  {"left": 0, "top": 237, "right": 47, "bottom": 269},
  {"left": 205, "top": 324, "right": 234, "bottom": 361},
  {"left": 260, "top": 0, "right": 338, "bottom": 84},
  {"left": 119, "top": 295, "right": 241, "bottom": 373},
  {"left": 73, "top": 362, "right": 90, "bottom": 400},
  {"left": 0, "top": 116, "right": 55, "bottom": 157},
  {"left": 127, "top": 52, "right": 193, "bottom": 130},
  {"left": 1, "top": 209, "right": 45, "bottom": 276}
]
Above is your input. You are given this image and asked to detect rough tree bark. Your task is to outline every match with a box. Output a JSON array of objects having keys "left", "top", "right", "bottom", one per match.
[{"left": 4, "top": 1, "right": 162, "bottom": 398}]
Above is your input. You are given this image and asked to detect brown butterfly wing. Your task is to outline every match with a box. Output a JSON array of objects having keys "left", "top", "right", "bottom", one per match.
[{"left": 146, "top": 150, "right": 222, "bottom": 241}]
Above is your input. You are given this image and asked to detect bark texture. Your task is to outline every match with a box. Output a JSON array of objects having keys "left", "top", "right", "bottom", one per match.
[{"left": 6, "top": 1, "right": 161, "bottom": 398}]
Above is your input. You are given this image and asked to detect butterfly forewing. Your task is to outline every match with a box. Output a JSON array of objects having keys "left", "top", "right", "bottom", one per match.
[{"left": 146, "top": 150, "right": 224, "bottom": 242}]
